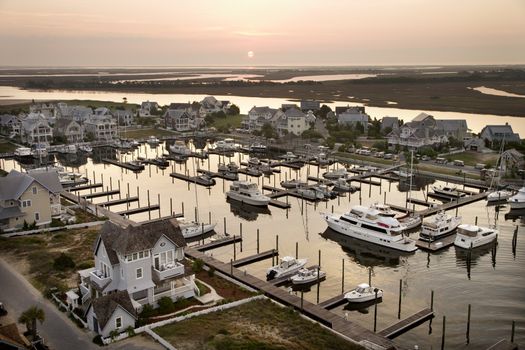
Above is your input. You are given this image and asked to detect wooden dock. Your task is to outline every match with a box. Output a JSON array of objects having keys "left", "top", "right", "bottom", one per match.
[
  {"left": 184, "top": 248, "right": 397, "bottom": 349},
  {"left": 100, "top": 196, "right": 139, "bottom": 207},
  {"left": 196, "top": 236, "right": 243, "bottom": 252},
  {"left": 386, "top": 203, "right": 414, "bottom": 214},
  {"left": 169, "top": 172, "right": 216, "bottom": 187},
  {"left": 487, "top": 339, "right": 518, "bottom": 350},
  {"left": 407, "top": 198, "right": 432, "bottom": 207},
  {"left": 82, "top": 190, "right": 120, "bottom": 199},
  {"left": 416, "top": 234, "right": 456, "bottom": 251},
  {"left": 416, "top": 192, "right": 488, "bottom": 218},
  {"left": 118, "top": 205, "right": 160, "bottom": 216},
  {"left": 102, "top": 158, "right": 144, "bottom": 171},
  {"left": 232, "top": 249, "right": 278, "bottom": 268},
  {"left": 377, "top": 308, "right": 434, "bottom": 339},
  {"left": 69, "top": 183, "right": 103, "bottom": 191},
  {"left": 318, "top": 293, "right": 348, "bottom": 310}
]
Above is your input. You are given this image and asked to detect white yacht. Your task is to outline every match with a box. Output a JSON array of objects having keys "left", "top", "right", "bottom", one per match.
[
  {"left": 454, "top": 224, "right": 498, "bottom": 249},
  {"left": 321, "top": 205, "right": 417, "bottom": 252},
  {"left": 266, "top": 256, "right": 307, "bottom": 280},
  {"left": 369, "top": 203, "right": 396, "bottom": 217},
  {"left": 323, "top": 168, "right": 348, "bottom": 179},
  {"left": 508, "top": 187, "right": 525, "bottom": 209},
  {"left": 487, "top": 189, "right": 514, "bottom": 203},
  {"left": 345, "top": 283, "right": 383, "bottom": 303},
  {"left": 14, "top": 147, "right": 32, "bottom": 157},
  {"left": 176, "top": 218, "right": 216, "bottom": 239},
  {"left": 169, "top": 141, "right": 192, "bottom": 155},
  {"left": 419, "top": 211, "right": 461, "bottom": 242},
  {"left": 249, "top": 143, "right": 267, "bottom": 152},
  {"left": 399, "top": 214, "right": 422, "bottom": 231},
  {"left": 226, "top": 181, "right": 271, "bottom": 206},
  {"left": 290, "top": 268, "right": 326, "bottom": 285},
  {"left": 280, "top": 152, "right": 297, "bottom": 161},
  {"left": 432, "top": 185, "right": 466, "bottom": 198}
]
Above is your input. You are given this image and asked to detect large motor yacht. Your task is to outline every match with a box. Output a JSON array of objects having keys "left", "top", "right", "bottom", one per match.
[
  {"left": 419, "top": 211, "right": 461, "bottom": 242},
  {"left": 321, "top": 205, "right": 417, "bottom": 252},
  {"left": 454, "top": 224, "right": 498, "bottom": 249},
  {"left": 169, "top": 140, "right": 192, "bottom": 155},
  {"left": 225, "top": 181, "right": 271, "bottom": 206}
]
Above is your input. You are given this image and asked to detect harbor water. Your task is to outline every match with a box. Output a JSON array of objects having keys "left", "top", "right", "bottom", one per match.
[{"left": 2, "top": 142, "right": 524, "bottom": 349}]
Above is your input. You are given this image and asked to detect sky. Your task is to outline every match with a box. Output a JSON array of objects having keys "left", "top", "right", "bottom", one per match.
[{"left": 0, "top": 0, "right": 524, "bottom": 67}]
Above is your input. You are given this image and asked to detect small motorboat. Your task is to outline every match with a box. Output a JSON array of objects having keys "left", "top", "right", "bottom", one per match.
[
  {"left": 323, "top": 168, "right": 348, "bottom": 179},
  {"left": 245, "top": 166, "right": 262, "bottom": 177},
  {"left": 432, "top": 185, "right": 466, "bottom": 199},
  {"left": 266, "top": 256, "right": 307, "bottom": 281},
  {"left": 259, "top": 163, "right": 273, "bottom": 176},
  {"left": 78, "top": 145, "right": 93, "bottom": 153},
  {"left": 281, "top": 179, "right": 308, "bottom": 189},
  {"left": 290, "top": 268, "right": 326, "bottom": 285},
  {"left": 248, "top": 157, "right": 261, "bottom": 166},
  {"left": 296, "top": 187, "right": 324, "bottom": 200},
  {"left": 369, "top": 203, "right": 396, "bottom": 217},
  {"left": 508, "top": 187, "right": 525, "bottom": 209},
  {"left": 399, "top": 214, "right": 422, "bottom": 231},
  {"left": 176, "top": 218, "right": 217, "bottom": 239},
  {"left": 147, "top": 136, "right": 160, "bottom": 145},
  {"left": 345, "top": 283, "right": 383, "bottom": 303},
  {"left": 312, "top": 185, "right": 337, "bottom": 199},
  {"left": 152, "top": 157, "right": 169, "bottom": 167},
  {"left": 197, "top": 174, "right": 216, "bottom": 186}
]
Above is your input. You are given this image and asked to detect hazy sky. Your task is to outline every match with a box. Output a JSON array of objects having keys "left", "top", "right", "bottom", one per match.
[{"left": 1, "top": 0, "right": 524, "bottom": 67}]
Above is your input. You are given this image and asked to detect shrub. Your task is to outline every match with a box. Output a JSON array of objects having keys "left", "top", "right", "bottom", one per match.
[
  {"left": 92, "top": 335, "right": 103, "bottom": 346},
  {"left": 140, "top": 304, "right": 155, "bottom": 318},
  {"left": 157, "top": 296, "right": 175, "bottom": 314},
  {"left": 53, "top": 253, "right": 76, "bottom": 271},
  {"left": 207, "top": 266, "right": 215, "bottom": 277},
  {"left": 192, "top": 258, "right": 204, "bottom": 273}
]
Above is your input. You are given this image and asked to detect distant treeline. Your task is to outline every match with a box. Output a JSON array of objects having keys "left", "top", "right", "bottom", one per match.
[
  {"left": 23, "top": 79, "right": 321, "bottom": 90},
  {"left": 351, "top": 69, "right": 525, "bottom": 84}
]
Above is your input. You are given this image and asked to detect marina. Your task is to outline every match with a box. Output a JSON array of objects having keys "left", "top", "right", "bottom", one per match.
[{"left": 0, "top": 141, "right": 523, "bottom": 349}]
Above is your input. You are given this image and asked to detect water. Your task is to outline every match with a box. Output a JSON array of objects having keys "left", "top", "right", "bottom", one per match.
[
  {"left": 2, "top": 143, "right": 524, "bottom": 348},
  {"left": 1, "top": 86, "right": 524, "bottom": 135},
  {"left": 472, "top": 86, "right": 525, "bottom": 99}
]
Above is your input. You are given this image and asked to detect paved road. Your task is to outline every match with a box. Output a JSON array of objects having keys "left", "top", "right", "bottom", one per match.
[{"left": 0, "top": 258, "right": 163, "bottom": 350}]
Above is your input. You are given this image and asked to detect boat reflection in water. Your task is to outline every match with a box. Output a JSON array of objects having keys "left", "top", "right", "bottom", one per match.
[
  {"left": 184, "top": 230, "right": 217, "bottom": 244},
  {"left": 320, "top": 228, "right": 411, "bottom": 268},
  {"left": 91, "top": 146, "right": 117, "bottom": 163},
  {"left": 343, "top": 297, "right": 383, "bottom": 314},
  {"left": 455, "top": 241, "right": 497, "bottom": 268},
  {"left": 505, "top": 208, "right": 525, "bottom": 222},
  {"left": 227, "top": 198, "right": 271, "bottom": 221},
  {"left": 55, "top": 152, "right": 88, "bottom": 168},
  {"left": 397, "top": 175, "right": 435, "bottom": 192}
]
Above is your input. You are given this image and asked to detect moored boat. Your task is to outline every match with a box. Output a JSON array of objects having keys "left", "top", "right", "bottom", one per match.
[
  {"left": 507, "top": 187, "right": 525, "bottom": 209},
  {"left": 290, "top": 268, "right": 326, "bottom": 285},
  {"left": 321, "top": 205, "right": 418, "bottom": 252},
  {"left": 281, "top": 179, "right": 308, "bottom": 189},
  {"left": 176, "top": 218, "right": 217, "bottom": 239},
  {"left": 369, "top": 202, "right": 396, "bottom": 217},
  {"left": 432, "top": 185, "right": 466, "bottom": 199},
  {"left": 266, "top": 256, "right": 307, "bottom": 280},
  {"left": 419, "top": 211, "right": 461, "bottom": 242},
  {"left": 323, "top": 168, "right": 348, "bottom": 179},
  {"left": 345, "top": 283, "right": 383, "bottom": 303},
  {"left": 454, "top": 224, "right": 498, "bottom": 249},
  {"left": 169, "top": 141, "right": 192, "bottom": 155},
  {"left": 487, "top": 189, "right": 514, "bottom": 203},
  {"left": 226, "top": 181, "right": 270, "bottom": 206}
]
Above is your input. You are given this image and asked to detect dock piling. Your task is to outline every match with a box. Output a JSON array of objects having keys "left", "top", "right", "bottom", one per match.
[
  {"left": 369, "top": 267, "right": 372, "bottom": 286},
  {"left": 511, "top": 320, "right": 515, "bottom": 343},
  {"left": 441, "top": 316, "right": 446, "bottom": 350},
  {"left": 257, "top": 229, "right": 260, "bottom": 254},
  {"left": 233, "top": 235, "right": 236, "bottom": 261},
  {"left": 224, "top": 217, "right": 226, "bottom": 235},
  {"left": 240, "top": 223, "right": 243, "bottom": 252},
  {"left": 295, "top": 242, "right": 298, "bottom": 259},
  {"left": 374, "top": 288, "right": 379, "bottom": 332},
  {"left": 170, "top": 198, "right": 173, "bottom": 215},
  {"left": 431, "top": 290, "right": 434, "bottom": 311},
  {"left": 466, "top": 304, "right": 471, "bottom": 344},
  {"left": 341, "top": 259, "right": 345, "bottom": 294},
  {"left": 398, "top": 279, "right": 402, "bottom": 319}
]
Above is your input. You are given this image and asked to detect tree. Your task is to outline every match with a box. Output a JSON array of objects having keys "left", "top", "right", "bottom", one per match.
[
  {"left": 261, "top": 123, "right": 277, "bottom": 139},
  {"left": 18, "top": 306, "right": 45, "bottom": 341},
  {"left": 228, "top": 104, "right": 240, "bottom": 116},
  {"left": 316, "top": 104, "right": 332, "bottom": 119}
]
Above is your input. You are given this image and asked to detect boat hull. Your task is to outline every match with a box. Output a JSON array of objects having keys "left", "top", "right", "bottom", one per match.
[
  {"left": 226, "top": 192, "right": 270, "bottom": 207},
  {"left": 345, "top": 290, "right": 383, "bottom": 303},
  {"left": 454, "top": 233, "right": 497, "bottom": 249},
  {"left": 323, "top": 214, "right": 417, "bottom": 252},
  {"left": 509, "top": 201, "right": 525, "bottom": 209}
]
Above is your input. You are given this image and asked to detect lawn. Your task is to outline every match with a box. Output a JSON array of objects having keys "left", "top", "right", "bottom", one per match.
[
  {"left": 0, "top": 227, "right": 100, "bottom": 294},
  {"left": 334, "top": 152, "right": 396, "bottom": 166},
  {"left": 0, "top": 140, "right": 17, "bottom": 153},
  {"left": 210, "top": 114, "right": 245, "bottom": 130},
  {"left": 443, "top": 151, "right": 498, "bottom": 167},
  {"left": 123, "top": 128, "right": 175, "bottom": 139},
  {"left": 154, "top": 298, "right": 363, "bottom": 350}
]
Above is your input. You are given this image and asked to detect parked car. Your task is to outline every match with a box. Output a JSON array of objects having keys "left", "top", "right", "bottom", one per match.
[
  {"left": 421, "top": 155, "right": 430, "bottom": 161},
  {"left": 453, "top": 160, "right": 465, "bottom": 167}
]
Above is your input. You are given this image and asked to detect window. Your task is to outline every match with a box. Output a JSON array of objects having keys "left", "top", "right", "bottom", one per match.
[
  {"left": 139, "top": 251, "right": 144, "bottom": 259},
  {"left": 115, "top": 317, "right": 122, "bottom": 329},
  {"left": 22, "top": 200, "right": 32, "bottom": 208},
  {"left": 136, "top": 268, "right": 143, "bottom": 279},
  {"left": 35, "top": 212, "right": 40, "bottom": 221},
  {"left": 32, "top": 186, "right": 37, "bottom": 195}
]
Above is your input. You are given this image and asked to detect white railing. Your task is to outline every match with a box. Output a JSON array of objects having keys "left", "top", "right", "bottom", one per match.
[
  {"left": 89, "top": 270, "right": 111, "bottom": 288},
  {"left": 152, "top": 262, "right": 184, "bottom": 281}
]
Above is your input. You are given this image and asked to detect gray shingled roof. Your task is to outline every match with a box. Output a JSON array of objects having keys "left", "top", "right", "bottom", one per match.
[
  {"left": 26, "top": 170, "right": 64, "bottom": 194},
  {"left": 435, "top": 119, "right": 467, "bottom": 131},
  {"left": 284, "top": 107, "right": 305, "bottom": 118},
  {"left": 0, "top": 206, "right": 24, "bottom": 220},
  {"left": 412, "top": 112, "right": 433, "bottom": 122},
  {"left": 0, "top": 170, "right": 34, "bottom": 200},
  {"left": 90, "top": 290, "right": 137, "bottom": 329},
  {"left": 98, "top": 219, "right": 186, "bottom": 265}
]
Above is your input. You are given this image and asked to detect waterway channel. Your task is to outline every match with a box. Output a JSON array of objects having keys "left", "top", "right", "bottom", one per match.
[{"left": 1, "top": 142, "right": 524, "bottom": 348}]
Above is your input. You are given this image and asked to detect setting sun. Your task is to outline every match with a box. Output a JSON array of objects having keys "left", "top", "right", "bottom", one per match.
[{"left": 247, "top": 51, "right": 254, "bottom": 59}]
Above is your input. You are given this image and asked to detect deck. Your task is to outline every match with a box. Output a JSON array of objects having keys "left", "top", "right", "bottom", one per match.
[
  {"left": 318, "top": 293, "right": 348, "bottom": 310},
  {"left": 232, "top": 249, "right": 278, "bottom": 268},
  {"left": 100, "top": 196, "right": 139, "bottom": 207},
  {"left": 416, "top": 192, "right": 488, "bottom": 218},
  {"left": 82, "top": 190, "right": 120, "bottom": 199},
  {"left": 117, "top": 205, "right": 160, "bottom": 216},
  {"left": 68, "top": 183, "right": 103, "bottom": 191},
  {"left": 196, "top": 236, "right": 243, "bottom": 252},
  {"left": 377, "top": 308, "right": 434, "bottom": 339}
]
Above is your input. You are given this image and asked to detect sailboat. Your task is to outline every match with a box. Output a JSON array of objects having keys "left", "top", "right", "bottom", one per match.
[
  {"left": 399, "top": 150, "right": 422, "bottom": 230},
  {"left": 487, "top": 136, "right": 514, "bottom": 204}
]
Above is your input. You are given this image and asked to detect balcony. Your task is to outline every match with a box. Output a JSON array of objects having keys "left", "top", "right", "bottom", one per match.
[
  {"left": 152, "top": 262, "right": 184, "bottom": 281},
  {"left": 89, "top": 270, "right": 111, "bottom": 289}
]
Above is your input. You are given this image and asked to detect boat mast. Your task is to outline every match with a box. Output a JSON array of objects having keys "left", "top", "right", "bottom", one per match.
[{"left": 408, "top": 149, "right": 414, "bottom": 203}]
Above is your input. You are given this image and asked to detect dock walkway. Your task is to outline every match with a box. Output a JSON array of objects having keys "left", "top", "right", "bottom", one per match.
[
  {"left": 377, "top": 308, "right": 434, "bottom": 339},
  {"left": 185, "top": 247, "right": 398, "bottom": 349},
  {"left": 416, "top": 192, "right": 488, "bottom": 218}
]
